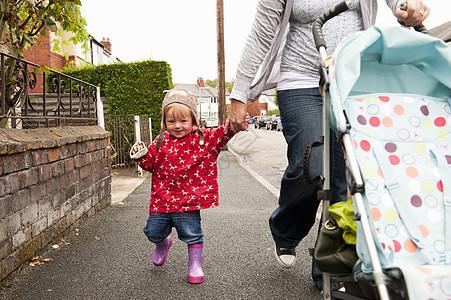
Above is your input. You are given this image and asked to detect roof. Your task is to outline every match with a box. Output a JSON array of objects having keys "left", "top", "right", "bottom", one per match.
[
  {"left": 429, "top": 21, "right": 451, "bottom": 43},
  {"left": 174, "top": 83, "right": 218, "bottom": 98}
]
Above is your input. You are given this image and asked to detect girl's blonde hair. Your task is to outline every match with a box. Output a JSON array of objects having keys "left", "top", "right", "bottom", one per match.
[{"left": 163, "top": 103, "right": 197, "bottom": 127}]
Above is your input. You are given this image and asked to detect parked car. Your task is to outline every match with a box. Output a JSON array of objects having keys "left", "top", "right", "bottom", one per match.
[
  {"left": 254, "top": 115, "right": 271, "bottom": 129},
  {"left": 252, "top": 116, "right": 259, "bottom": 125},
  {"left": 253, "top": 116, "right": 261, "bottom": 129},
  {"left": 277, "top": 116, "right": 283, "bottom": 131},
  {"left": 205, "top": 116, "right": 219, "bottom": 128},
  {"left": 266, "top": 115, "right": 280, "bottom": 130}
]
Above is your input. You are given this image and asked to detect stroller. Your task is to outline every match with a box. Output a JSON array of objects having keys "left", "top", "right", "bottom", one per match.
[{"left": 309, "top": 2, "right": 451, "bottom": 300}]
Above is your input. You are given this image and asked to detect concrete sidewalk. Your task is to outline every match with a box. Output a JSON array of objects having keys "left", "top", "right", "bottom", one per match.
[
  {"left": 111, "top": 170, "right": 148, "bottom": 204},
  {"left": 0, "top": 131, "right": 322, "bottom": 299}
]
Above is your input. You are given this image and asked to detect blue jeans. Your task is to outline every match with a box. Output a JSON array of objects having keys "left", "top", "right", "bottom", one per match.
[
  {"left": 269, "top": 88, "right": 347, "bottom": 249},
  {"left": 143, "top": 210, "right": 204, "bottom": 245}
]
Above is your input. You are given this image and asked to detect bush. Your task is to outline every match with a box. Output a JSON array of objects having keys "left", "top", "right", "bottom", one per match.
[
  {"left": 268, "top": 109, "right": 279, "bottom": 116},
  {"left": 51, "top": 60, "right": 173, "bottom": 139}
]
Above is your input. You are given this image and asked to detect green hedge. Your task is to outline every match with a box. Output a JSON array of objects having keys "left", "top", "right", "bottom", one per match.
[{"left": 54, "top": 60, "right": 173, "bottom": 138}]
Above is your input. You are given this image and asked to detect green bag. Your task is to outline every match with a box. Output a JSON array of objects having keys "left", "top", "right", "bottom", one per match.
[
  {"left": 313, "top": 213, "right": 358, "bottom": 274},
  {"left": 329, "top": 200, "right": 357, "bottom": 245}
]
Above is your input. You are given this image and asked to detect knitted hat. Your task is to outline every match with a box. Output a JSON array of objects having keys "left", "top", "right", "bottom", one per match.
[{"left": 156, "top": 89, "right": 204, "bottom": 148}]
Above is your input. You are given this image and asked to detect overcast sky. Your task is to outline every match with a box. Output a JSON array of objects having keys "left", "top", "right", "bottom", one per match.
[{"left": 81, "top": 0, "right": 450, "bottom": 84}]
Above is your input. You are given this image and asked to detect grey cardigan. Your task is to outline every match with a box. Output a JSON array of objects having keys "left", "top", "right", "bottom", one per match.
[{"left": 231, "top": 0, "right": 403, "bottom": 102}]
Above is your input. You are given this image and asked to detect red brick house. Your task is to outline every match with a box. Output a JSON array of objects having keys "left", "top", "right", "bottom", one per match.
[{"left": 22, "top": 30, "right": 120, "bottom": 93}]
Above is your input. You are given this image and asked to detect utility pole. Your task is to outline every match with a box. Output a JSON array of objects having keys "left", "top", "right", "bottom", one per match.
[{"left": 216, "top": 0, "right": 226, "bottom": 125}]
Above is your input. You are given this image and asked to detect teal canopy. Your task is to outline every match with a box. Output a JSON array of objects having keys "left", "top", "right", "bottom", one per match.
[{"left": 329, "top": 26, "right": 451, "bottom": 132}]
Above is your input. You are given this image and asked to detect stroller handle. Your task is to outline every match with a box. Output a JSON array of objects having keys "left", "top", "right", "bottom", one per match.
[{"left": 313, "top": 1, "right": 351, "bottom": 51}]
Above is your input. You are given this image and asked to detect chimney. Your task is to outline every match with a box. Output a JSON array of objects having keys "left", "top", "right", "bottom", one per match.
[
  {"left": 197, "top": 77, "right": 204, "bottom": 87},
  {"left": 100, "top": 37, "right": 112, "bottom": 53}
]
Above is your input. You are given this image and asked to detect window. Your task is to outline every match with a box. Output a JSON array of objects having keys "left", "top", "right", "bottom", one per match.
[{"left": 76, "top": 42, "right": 90, "bottom": 62}]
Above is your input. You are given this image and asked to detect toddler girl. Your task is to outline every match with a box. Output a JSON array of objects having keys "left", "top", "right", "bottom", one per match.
[{"left": 130, "top": 89, "right": 237, "bottom": 284}]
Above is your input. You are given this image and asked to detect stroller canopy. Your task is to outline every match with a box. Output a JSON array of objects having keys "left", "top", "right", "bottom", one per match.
[{"left": 329, "top": 26, "right": 451, "bottom": 132}]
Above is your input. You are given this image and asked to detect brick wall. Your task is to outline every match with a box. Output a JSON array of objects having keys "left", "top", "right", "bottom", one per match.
[{"left": 0, "top": 126, "right": 111, "bottom": 282}]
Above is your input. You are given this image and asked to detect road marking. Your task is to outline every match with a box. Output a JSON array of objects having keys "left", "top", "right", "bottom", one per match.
[
  {"left": 228, "top": 148, "right": 322, "bottom": 220},
  {"left": 228, "top": 148, "right": 280, "bottom": 198}
]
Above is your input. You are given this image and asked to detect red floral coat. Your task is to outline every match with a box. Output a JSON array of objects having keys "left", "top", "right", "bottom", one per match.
[{"left": 133, "top": 124, "right": 232, "bottom": 213}]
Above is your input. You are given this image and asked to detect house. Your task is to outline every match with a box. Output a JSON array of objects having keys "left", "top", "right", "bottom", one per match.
[
  {"left": 23, "top": 29, "right": 121, "bottom": 93},
  {"left": 175, "top": 78, "right": 219, "bottom": 123},
  {"left": 257, "top": 89, "right": 277, "bottom": 115}
]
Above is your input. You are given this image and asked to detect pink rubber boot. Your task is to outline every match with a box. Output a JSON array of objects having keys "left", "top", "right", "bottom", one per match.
[
  {"left": 151, "top": 236, "right": 172, "bottom": 266},
  {"left": 188, "top": 243, "right": 204, "bottom": 284}
]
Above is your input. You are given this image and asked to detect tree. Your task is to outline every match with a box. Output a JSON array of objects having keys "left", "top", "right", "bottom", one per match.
[
  {"left": 205, "top": 78, "right": 217, "bottom": 88},
  {"left": 205, "top": 78, "right": 234, "bottom": 94},
  {"left": 0, "top": 0, "right": 89, "bottom": 127},
  {"left": 0, "top": 0, "right": 89, "bottom": 57}
]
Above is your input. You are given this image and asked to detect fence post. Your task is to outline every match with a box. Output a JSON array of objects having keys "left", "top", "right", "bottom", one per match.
[
  {"left": 96, "top": 87, "right": 105, "bottom": 129},
  {"left": 134, "top": 115, "right": 143, "bottom": 177},
  {"left": 148, "top": 117, "right": 152, "bottom": 141}
]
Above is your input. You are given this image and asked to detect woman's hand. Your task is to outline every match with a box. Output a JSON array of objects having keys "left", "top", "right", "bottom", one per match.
[
  {"left": 229, "top": 99, "right": 249, "bottom": 133},
  {"left": 225, "top": 113, "right": 250, "bottom": 135},
  {"left": 395, "top": 0, "right": 430, "bottom": 27}
]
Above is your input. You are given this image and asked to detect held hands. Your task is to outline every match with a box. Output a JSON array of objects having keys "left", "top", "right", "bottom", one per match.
[
  {"left": 229, "top": 99, "right": 249, "bottom": 133},
  {"left": 224, "top": 113, "right": 251, "bottom": 135},
  {"left": 395, "top": 0, "right": 429, "bottom": 27}
]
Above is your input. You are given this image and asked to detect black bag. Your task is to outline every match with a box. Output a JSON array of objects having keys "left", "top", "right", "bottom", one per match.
[{"left": 313, "top": 213, "right": 358, "bottom": 274}]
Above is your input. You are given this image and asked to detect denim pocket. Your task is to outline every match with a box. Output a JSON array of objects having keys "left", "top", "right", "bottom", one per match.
[
  {"left": 177, "top": 211, "right": 198, "bottom": 218},
  {"left": 149, "top": 212, "right": 161, "bottom": 218}
]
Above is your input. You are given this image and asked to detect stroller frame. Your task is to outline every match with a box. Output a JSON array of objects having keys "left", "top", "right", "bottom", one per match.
[
  {"left": 309, "top": 1, "right": 450, "bottom": 299},
  {"left": 312, "top": 3, "right": 390, "bottom": 299}
]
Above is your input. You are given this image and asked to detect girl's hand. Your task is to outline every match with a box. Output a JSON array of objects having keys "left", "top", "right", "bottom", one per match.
[
  {"left": 224, "top": 118, "right": 230, "bottom": 134},
  {"left": 245, "top": 113, "right": 251, "bottom": 124},
  {"left": 131, "top": 141, "right": 146, "bottom": 155}
]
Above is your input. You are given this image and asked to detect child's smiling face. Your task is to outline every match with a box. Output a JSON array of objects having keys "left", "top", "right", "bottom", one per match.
[{"left": 164, "top": 105, "right": 195, "bottom": 139}]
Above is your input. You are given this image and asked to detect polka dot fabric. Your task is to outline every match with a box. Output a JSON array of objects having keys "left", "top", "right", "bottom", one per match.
[
  {"left": 348, "top": 94, "right": 451, "bottom": 144},
  {"left": 346, "top": 93, "right": 451, "bottom": 299},
  {"left": 395, "top": 264, "right": 451, "bottom": 299}
]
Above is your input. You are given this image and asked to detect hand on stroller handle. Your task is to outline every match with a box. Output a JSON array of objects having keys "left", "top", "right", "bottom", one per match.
[
  {"left": 313, "top": 1, "right": 430, "bottom": 56},
  {"left": 398, "top": 2, "right": 428, "bottom": 34}
]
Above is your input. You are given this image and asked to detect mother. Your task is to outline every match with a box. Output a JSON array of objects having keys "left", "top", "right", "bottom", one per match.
[{"left": 228, "top": 0, "right": 429, "bottom": 288}]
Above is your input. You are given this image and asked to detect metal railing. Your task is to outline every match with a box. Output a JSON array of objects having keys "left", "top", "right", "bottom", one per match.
[{"left": 0, "top": 52, "right": 99, "bottom": 129}]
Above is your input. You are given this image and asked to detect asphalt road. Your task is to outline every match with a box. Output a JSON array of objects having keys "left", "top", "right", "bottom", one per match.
[
  {"left": 0, "top": 128, "right": 322, "bottom": 300},
  {"left": 228, "top": 126, "right": 288, "bottom": 193}
]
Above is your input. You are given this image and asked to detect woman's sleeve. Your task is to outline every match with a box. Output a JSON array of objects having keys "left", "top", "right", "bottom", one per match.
[
  {"left": 230, "top": 0, "right": 286, "bottom": 103},
  {"left": 384, "top": 0, "right": 403, "bottom": 14}
]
